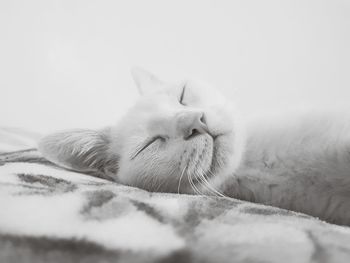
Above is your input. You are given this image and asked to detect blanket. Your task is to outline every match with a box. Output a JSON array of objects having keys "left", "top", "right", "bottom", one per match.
[{"left": 1, "top": 134, "right": 350, "bottom": 263}]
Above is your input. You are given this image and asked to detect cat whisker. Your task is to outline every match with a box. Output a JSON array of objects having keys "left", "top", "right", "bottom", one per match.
[
  {"left": 205, "top": 170, "right": 231, "bottom": 200},
  {"left": 194, "top": 170, "right": 220, "bottom": 198},
  {"left": 177, "top": 165, "right": 187, "bottom": 194},
  {"left": 192, "top": 168, "right": 229, "bottom": 199},
  {"left": 188, "top": 176, "right": 199, "bottom": 195},
  {"left": 193, "top": 175, "right": 205, "bottom": 196},
  {"left": 188, "top": 170, "right": 202, "bottom": 195}
]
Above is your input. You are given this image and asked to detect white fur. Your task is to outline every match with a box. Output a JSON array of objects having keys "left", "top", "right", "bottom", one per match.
[
  {"left": 224, "top": 112, "right": 350, "bottom": 225},
  {"left": 39, "top": 68, "right": 350, "bottom": 225},
  {"left": 108, "top": 72, "right": 244, "bottom": 194}
]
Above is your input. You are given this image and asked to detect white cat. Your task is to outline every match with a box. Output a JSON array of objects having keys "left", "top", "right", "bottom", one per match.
[{"left": 39, "top": 68, "right": 350, "bottom": 225}]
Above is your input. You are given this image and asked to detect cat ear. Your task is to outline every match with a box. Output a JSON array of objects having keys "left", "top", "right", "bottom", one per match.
[
  {"left": 131, "top": 67, "right": 164, "bottom": 95},
  {"left": 38, "top": 129, "right": 119, "bottom": 180}
]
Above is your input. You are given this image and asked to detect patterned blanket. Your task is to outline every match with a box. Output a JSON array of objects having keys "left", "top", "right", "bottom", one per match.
[{"left": 1, "top": 139, "right": 350, "bottom": 262}]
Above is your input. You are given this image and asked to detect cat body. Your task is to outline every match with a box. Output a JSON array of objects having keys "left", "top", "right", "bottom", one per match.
[
  {"left": 222, "top": 113, "right": 350, "bottom": 225},
  {"left": 39, "top": 68, "right": 350, "bottom": 225}
]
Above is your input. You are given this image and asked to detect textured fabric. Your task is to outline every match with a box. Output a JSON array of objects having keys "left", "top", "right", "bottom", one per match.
[{"left": 1, "top": 149, "right": 350, "bottom": 263}]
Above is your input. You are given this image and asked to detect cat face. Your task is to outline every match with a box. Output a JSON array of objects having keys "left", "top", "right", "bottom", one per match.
[{"left": 38, "top": 68, "right": 245, "bottom": 195}]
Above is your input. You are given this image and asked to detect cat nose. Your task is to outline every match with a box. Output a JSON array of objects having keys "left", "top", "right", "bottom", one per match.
[{"left": 178, "top": 112, "right": 209, "bottom": 140}]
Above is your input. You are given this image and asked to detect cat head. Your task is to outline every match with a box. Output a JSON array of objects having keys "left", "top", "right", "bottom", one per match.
[{"left": 38, "top": 68, "right": 245, "bottom": 194}]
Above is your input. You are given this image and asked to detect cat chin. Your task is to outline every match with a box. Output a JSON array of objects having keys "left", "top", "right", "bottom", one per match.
[
  {"left": 179, "top": 134, "right": 213, "bottom": 175},
  {"left": 198, "top": 131, "right": 245, "bottom": 193},
  {"left": 168, "top": 132, "right": 243, "bottom": 194}
]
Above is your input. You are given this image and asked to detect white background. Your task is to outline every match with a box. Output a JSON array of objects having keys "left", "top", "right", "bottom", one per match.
[{"left": 1, "top": 0, "right": 349, "bottom": 134}]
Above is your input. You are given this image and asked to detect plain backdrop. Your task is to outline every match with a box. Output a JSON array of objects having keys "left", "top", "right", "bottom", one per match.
[{"left": 1, "top": 0, "right": 349, "bottom": 134}]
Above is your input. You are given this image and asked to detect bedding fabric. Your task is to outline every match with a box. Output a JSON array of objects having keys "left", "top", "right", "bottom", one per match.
[{"left": 1, "top": 147, "right": 350, "bottom": 262}]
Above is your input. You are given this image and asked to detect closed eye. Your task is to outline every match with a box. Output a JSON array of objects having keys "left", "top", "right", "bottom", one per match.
[
  {"left": 131, "top": 136, "right": 165, "bottom": 160},
  {"left": 179, "top": 85, "right": 186, "bottom": 106}
]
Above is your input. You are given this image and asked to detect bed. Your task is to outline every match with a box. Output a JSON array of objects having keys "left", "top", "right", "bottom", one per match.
[{"left": 1, "top": 128, "right": 350, "bottom": 263}]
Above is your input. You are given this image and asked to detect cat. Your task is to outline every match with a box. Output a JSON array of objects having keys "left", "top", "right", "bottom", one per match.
[{"left": 38, "top": 68, "right": 350, "bottom": 226}]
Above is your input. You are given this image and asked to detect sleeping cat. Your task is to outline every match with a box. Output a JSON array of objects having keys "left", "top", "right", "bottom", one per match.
[{"left": 39, "top": 68, "right": 350, "bottom": 225}]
